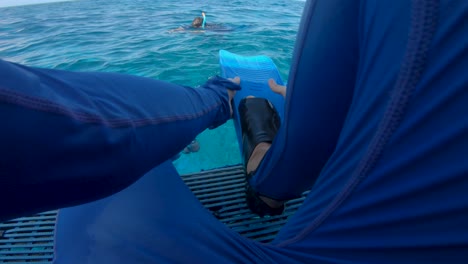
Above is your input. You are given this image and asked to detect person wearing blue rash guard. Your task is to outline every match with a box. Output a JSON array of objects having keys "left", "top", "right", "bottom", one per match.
[{"left": 1, "top": 0, "right": 468, "bottom": 262}]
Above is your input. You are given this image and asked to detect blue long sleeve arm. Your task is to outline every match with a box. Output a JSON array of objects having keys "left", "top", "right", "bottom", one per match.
[{"left": 0, "top": 59, "right": 240, "bottom": 221}]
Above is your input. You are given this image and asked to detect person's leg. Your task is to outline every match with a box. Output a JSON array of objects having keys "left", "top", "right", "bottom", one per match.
[
  {"left": 0, "top": 59, "right": 240, "bottom": 221},
  {"left": 244, "top": 81, "right": 286, "bottom": 210},
  {"left": 54, "top": 161, "right": 277, "bottom": 264},
  {"left": 243, "top": 0, "right": 359, "bottom": 211},
  {"left": 239, "top": 96, "right": 283, "bottom": 215},
  {"left": 272, "top": 0, "right": 468, "bottom": 262}
]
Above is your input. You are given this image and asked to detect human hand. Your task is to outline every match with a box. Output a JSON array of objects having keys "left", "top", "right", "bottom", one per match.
[
  {"left": 268, "top": 78, "right": 286, "bottom": 98},
  {"left": 227, "top": 77, "right": 240, "bottom": 116},
  {"left": 198, "top": 75, "right": 240, "bottom": 123}
]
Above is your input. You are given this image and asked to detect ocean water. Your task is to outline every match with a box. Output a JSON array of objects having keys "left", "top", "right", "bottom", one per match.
[{"left": 0, "top": 0, "right": 305, "bottom": 174}]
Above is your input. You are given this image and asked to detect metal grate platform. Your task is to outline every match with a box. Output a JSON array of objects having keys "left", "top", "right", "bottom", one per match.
[
  {"left": 1, "top": 165, "right": 307, "bottom": 262},
  {"left": 0, "top": 211, "right": 57, "bottom": 263},
  {"left": 182, "top": 165, "right": 307, "bottom": 243}
]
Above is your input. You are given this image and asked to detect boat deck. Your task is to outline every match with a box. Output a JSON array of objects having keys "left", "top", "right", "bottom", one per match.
[{"left": 0, "top": 165, "right": 307, "bottom": 263}]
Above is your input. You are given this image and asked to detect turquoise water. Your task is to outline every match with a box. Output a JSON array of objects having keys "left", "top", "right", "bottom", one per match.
[{"left": 0, "top": 0, "right": 304, "bottom": 174}]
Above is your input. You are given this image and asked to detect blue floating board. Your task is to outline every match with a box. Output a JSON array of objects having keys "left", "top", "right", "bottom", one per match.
[{"left": 219, "top": 49, "right": 285, "bottom": 159}]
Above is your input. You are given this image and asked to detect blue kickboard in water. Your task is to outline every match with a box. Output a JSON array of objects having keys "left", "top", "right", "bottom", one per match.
[{"left": 219, "top": 49, "right": 285, "bottom": 157}]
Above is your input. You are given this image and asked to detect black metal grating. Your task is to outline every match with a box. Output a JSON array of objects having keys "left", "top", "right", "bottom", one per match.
[
  {"left": 181, "top": 165, "right": 308, "bottom": 243},
  {"left": 0, "top": 164, "right": 307, "bottom": 262},
  {"left": 0, "top": 211, "right": 57, "bottom": 263}
]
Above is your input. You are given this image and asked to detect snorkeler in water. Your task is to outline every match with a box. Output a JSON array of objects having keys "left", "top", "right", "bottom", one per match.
[
  {"left": 169, "top": 12, "right": 206, "bottom": 32},
  {"left": 191, "top": 12, "right": 206, "bottom": 29},
  {"left": 169, "top": 12, "right": 232, "bottom": 33}
]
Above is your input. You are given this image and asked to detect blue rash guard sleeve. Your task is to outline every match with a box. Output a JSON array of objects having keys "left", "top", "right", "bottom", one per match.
[{"left": 0, "top": 59, "right": 240, "bottom": 222}]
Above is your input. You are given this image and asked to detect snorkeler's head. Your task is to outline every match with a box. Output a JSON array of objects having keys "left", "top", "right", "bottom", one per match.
[{"left": 192, "top": 17, "right": 203, "bottom": 28}]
